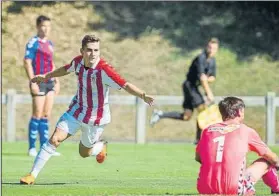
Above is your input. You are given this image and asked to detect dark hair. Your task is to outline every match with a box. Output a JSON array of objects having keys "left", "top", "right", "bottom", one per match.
[
  {"left": 36, "top": 15, "right": 51, "bottom": 26},
  {"left": 208, "top": 37, "right": 219, "bottom": 45},
  {"left": 218, "top": 97, "right": 245, "bottom": 120},
  {"left": 82, "top": 35, "right": 100, "bottom": 48}
]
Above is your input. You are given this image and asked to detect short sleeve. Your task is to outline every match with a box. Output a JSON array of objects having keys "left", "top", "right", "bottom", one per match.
[
  {"left": 102, "top": 65, "right": 127, "bottom": 90},
  {"left": 210, "top": 60, "right": 216, "bottom": 77},
  {"left": 24, "top": 38, "right": 38, "bottom": 60},
  {"left": 64, "top": 56, "right": 83, "bottom": 73},
  {"left": 64, "top": 60, "right": 75, "bottom": 73},
  {"left": 248, "top": 128, "right": 268, "bottom": 156}
]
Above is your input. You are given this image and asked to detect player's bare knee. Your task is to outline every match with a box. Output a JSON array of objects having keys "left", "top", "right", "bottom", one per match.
[
  {"left": 32, "top": 112, "right": 42, "bottom": 119},
  {"left": 79, "top": 142, "right": 91, "bottom": 158},
  {"left": 79, "top": 148, "right": 90, "bottom": 158},
  {"left": 42, "top": 113, "right": 50, "bottom": 120},
  {"left": 78, "top": 149, "right": 86, "bottom": 158},
  {"left": 183, "top": 111, "right": 192, "bottom": 120},
  {"left": 79, "top": 150, "right": 90, "bottom": 158},
  {"left": 183, "top": 114, "right": 192, "bottom": 121},
  {"left": 49, "top": 135, "right": 61, "bottom": 147}
]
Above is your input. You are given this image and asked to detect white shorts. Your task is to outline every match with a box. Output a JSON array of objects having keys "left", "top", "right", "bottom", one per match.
[{"left": 56, "top": 112, "right": 105, "bottom": 148}]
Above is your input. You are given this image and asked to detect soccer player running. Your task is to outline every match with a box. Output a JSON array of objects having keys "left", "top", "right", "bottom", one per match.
[
  {"left": 24, "top": 15, "right": 60, "bottom": 157},
  {"left": 20, "top": 35, "right": 154, "bottom": 185},
  {"left": 196, "top": 97, "right": 279, "bottom": 195},
  {"left": 150, "top": 38, "right": 219, "bottom": 144}
]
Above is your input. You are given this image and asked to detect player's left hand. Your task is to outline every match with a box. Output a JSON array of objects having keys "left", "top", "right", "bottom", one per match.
[{"left": 143, "top": 93, "right": 154, "bottom": 106}]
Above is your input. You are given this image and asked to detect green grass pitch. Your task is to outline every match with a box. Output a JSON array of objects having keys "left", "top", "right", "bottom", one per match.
[{"left": 2, "top": 142, "right": 279, "bottom": 196}]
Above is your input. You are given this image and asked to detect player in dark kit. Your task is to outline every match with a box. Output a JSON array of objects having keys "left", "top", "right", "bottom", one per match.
[{"left": 150, "top": 38, "right": 219, "bottom": 143}]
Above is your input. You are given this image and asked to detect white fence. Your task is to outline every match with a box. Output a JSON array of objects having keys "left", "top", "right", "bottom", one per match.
[{"left": 2, "top": 89, "right": 279, "bottom": 144}]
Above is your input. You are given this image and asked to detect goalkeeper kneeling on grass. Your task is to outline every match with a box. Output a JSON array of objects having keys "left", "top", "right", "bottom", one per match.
[{"left": 150, "top": 38, "right": 219, "bottom": 144}]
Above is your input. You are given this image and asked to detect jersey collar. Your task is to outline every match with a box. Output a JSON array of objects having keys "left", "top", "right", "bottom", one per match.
[{"left": 82, "top": 57, "right": 100, "bottom": 70}]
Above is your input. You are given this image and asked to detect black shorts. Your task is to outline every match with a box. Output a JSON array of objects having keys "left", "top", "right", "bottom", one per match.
[
  {"left": 30, "top": 80, "right": 55, "bottom": 96},
  {"left": 182, "top": 80, "right": 205, "bottom": 111}
]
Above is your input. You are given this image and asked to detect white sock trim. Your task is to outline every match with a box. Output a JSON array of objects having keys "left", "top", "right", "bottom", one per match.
[{"left": 91, "top": 142, "right": 104, "bottom": 156}]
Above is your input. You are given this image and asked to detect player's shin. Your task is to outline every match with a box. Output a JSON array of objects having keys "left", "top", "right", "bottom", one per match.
[
  {"left": 30, "top": 141, "right": 57, "bottom": 178},
  {"left": 28, "top": 117, "right": 40, "bottom": 149},
  {"left": 262, "top": 166, "right": 279, "bottom": 193},
  {"left": 160, "top": 112, "right": 183, "bottom": 120},
  {"left": 39, "top": 118, "right": 49, "bottom": 147}
]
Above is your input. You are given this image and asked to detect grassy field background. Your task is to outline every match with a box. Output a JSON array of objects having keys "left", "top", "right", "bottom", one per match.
[
  {"left": 2, "top": 2, "right": 279, "bottom": 142},
  {"left": 2, "top": 142, "right": 279, "bottom": 196}
]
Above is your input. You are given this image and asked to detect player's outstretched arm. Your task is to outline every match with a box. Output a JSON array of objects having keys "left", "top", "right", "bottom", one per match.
[
  {"left": 52, "top": 64, "right": 60, "bottom": 95},
  {"left": 123, "top": 82, "right": 154, "bottom": 106},
  {"left": 31, "top": 66, "right": 70, "bottom": 84}
]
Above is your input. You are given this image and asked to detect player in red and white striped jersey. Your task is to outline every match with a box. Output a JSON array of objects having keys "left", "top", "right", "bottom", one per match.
[
  {"left": 20, "top": 35, "right": 154, "bottom": 185},
  {"left": 64, "top": 55, "right": 128, "bottom": 126}
]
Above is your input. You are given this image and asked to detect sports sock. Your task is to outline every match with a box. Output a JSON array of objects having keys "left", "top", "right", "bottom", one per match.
[
  {"left": 160, "top": 112, "right": 183, "bottom": 120},
  {"left": 31, "top": 141, "right": 56, "bottom": 178},
  {"left": 38, "top": 118, "right": 49, "bottom": 147},
  {"left": 91, "top": 141, "right": 104, "bottom": 156},
  {"left": 28, "top": 117, "right": 40, "bottom": 149},
  {"left": 262, "top": 166, "right": 279, "bottom": 192}
]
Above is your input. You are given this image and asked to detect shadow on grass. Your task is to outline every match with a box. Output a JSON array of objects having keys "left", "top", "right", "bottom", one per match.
[
  {"left": 2, "top": 153, "right": 30, "bottom": 156},
  {"left": 2, "top": 182, "right": 85, "bottom": 186},
  {"left": 4, "top": 1, "right": 279, "bottom": 60}
]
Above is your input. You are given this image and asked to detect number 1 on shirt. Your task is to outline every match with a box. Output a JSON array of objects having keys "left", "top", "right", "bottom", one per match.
[{"left": 213, "top": 136, "right": 225, "bottom": 162}]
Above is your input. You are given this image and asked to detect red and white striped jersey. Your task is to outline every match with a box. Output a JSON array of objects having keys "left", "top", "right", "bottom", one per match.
[{"left": 64, "top": 55, "right": 127, "bottom": 126}]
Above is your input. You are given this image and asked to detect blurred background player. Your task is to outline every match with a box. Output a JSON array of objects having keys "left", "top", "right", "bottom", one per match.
[
  {"left": 195, "top": 97, "right": 279, "bottom": 195},
  {"left": 20, "top": 35, "right": 154, "bottom": 185},
  {"left": 150, "top": 38, "right": 219, "bottom": 143},
  {"left": 24, "top": 15, "right": 60, "bottom": 157}
]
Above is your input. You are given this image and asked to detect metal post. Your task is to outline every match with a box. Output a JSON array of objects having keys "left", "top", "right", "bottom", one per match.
[
  {"left": 135, "top": 97, "right": 147, "bottom": 144},
  {"left": 6, "top": 89, "right": 17, "bottom": 142},
  {"left": 266, "top": 92, "right": 276, "bottom": 145}
]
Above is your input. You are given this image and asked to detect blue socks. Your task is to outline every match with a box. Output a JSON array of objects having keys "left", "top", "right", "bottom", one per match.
[
  {"left": 38, "top": 118, "right": 49, "bottom": 147},
  {"left": 29, "top": 118, "right": 50, "bottom": 149},
  {"left": 28, "top": 118, "right": 40, "bottom": 149}
]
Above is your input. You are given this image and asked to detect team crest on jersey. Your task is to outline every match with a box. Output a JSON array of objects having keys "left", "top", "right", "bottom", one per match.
[{"left": 208, "top": 124, "right": 240, "bottom": 134}]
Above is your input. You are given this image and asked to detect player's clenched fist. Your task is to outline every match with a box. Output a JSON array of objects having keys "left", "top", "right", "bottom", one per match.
[{"left": 31, "top": 75, "right": 47, "bottom": 84}]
